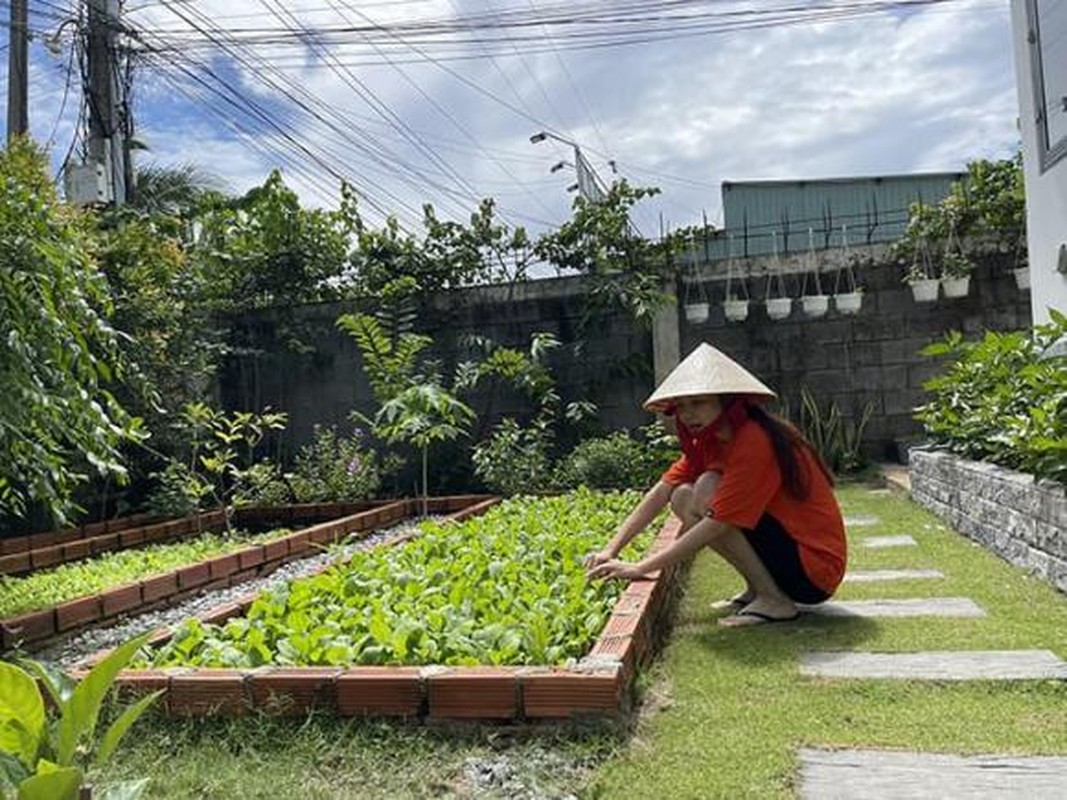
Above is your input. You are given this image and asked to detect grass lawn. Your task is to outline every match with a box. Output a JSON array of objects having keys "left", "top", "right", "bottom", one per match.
[{"left": 91, "top": 485, "right": 1067, "bottom": 798}]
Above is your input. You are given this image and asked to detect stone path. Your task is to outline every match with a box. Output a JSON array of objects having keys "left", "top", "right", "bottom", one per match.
[
  {"left": 843, "top": 569, "right": 943, "bottom": 583},
  {"left": 797, "top": 504, "right": 1067, "bottom": 798},
  {"left": 798, "top": 749, "right": 1067, "bottom": 799},
  {"left": 859, "top": 534, "right": 917, "bottom": 548},
  {"left": 800, "top": 650, "right": 1067, "bottom": 680},
  {"left": 802, "top": 597, "right": 985, "bottom": 618}
]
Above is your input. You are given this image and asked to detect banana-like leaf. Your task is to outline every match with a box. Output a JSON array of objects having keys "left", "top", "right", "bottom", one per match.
[
  {"left": 0, "top": 663, "right": 44, "bottom": 767},
  {"left": 16, "top": 764, "right": 81, "bottom": 800},
  {"left": 95, "top": 691, "right": 163, "bottom": 767},
  {"left": 56, "top": 632, "right": 151, "bottom": 766}
]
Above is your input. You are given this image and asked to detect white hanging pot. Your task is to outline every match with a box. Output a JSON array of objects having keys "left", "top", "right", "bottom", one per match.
[
  {"left": 801, "top": 295, "right": 829, "bottom": 318},
  {"left": 684, "top": 302, "right": 710, "bottom": 323},
  {"left": 909, "top": 278, "right": 940, "bottom": 303},
  {"left": 833, "top": 292, "right": 863, "bottom": 315},
  {"left": 1013, "top": 267, "right": 1030, "bottom": 290},
  {"left": 723, "top": 298, "right": 749, "bottom": 322},
  {"left": 766, "top": 297, "right": 792, "bottom": 320},
  {"left": 941, "top": 276, "right": 971, "bottom": 299}
]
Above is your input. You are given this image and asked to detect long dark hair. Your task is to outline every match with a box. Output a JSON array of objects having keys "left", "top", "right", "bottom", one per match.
[{"left": 743, "top": 400, "right": 835, "bottom": 500}]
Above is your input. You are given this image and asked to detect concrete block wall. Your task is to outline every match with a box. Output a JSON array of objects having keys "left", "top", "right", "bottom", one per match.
[
  {"left": 910, "top": 449, "right": 1067, "bottom": 594},
  {"left": 219, "top": 247, "right": 1029, "bottom": 464},
  {"left": 679, "top": 246, "right": 1031, "bottom": 459}
]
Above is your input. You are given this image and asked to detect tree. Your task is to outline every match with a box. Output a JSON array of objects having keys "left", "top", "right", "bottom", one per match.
[
  {"left": 534, "top": 180, "right": 676, "bottom": 328},
  {"left": 0, "top": 139, "right": 144, "bottom": 524},
  {"left": 130, "top": 162, "right": 225, "bottom": 217}
]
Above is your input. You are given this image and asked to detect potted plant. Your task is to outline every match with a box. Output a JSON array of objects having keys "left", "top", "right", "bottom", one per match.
[
  {"left": 722, "top": 241, "right": 749, "bottom": 322},
  {"left": 940, "top": 250, "right": 973, "bottom": 299},
  {"left": 684, "top": 299, "right": 710, "bottom": 323},
  {"left": 903, "top": 261, "right": 939, "bottom": 302},
  {"left": 832, "top": 234, "right": 864, "bottom": 315},
  {"left": 766, "top": 296, "right": 792, "bottom": 320},
  {"left": 723, "top": 292, "right": 749, "bottom": 322},
  {"left": 765, "top": 231, "right": 792, "bottom": 320},
  {"left": 681, "top": 265, "right": 710, "bottom": 323},
  {"left": 800, "top": 231, "right": 829, "bottom": 318},
  {"left": 1011, "top": 237, "right": 1029, "bottom": 290}
]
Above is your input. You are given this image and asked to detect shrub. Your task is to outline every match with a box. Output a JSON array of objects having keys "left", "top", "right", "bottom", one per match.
[
  {"left": 289, "top": 425, "right": 385, "bottom": 502},
  {"left": 472, "top": 418, "right": 554, "bottom": 495},
  {"left": 555, "top": 425, "right": 674, "bottom": 491},
  {"left": 915, "top": 310, "right": 1067, "bottom": 483}
]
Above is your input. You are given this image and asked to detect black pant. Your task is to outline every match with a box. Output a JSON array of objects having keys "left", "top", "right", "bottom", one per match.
[{"left": 742, "top": 514, "right": 829, "bottom": 604}]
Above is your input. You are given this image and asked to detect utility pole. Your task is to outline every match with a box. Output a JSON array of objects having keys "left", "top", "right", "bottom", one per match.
[
  {"left": 85, "top": 0, "right": 127, "bottom": 205},
  {"left": 7, "top": 0, "right": 28, "bottom": 143}
]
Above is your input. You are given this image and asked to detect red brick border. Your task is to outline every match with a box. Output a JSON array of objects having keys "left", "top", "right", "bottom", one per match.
[{"left": 92, "top": 509, "right": 684, "bottom": 722}]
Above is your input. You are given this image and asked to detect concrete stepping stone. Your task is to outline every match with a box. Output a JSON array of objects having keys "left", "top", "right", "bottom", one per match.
[
  {"left": 843, "top": 569, "right": 943, "bottom": 583},
  {"left": 801, "top": 597, "right": 985, "bottom": 618},
  {"left": 800, "top": 650, "right": 1067, "bottom": 680},
  {"left": 859, "top": 535, "right": 917, "bottom": 548},
  {"left": 844, "top": 515, "right": 880, "bottom": 527},
  {"left": 799, "top": 748, "right": 1067, "bottom": 799}
]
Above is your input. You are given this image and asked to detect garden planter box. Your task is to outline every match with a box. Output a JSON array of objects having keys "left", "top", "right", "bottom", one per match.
[
  {"left": 94, "top": 511, "right": 687, "bottom": 722},
  {"left": 0, "top": 502, "right": 396, "bottom": 578},
  {"left": 909, "top": 450, "right": 1067, "bottom": 593},
  {"left": 0, "top": 498, "right": 431, "bottom": 651}
]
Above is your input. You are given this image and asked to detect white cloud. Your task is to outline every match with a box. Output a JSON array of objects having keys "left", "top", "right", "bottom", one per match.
[{"left": 2, "top": 0, "right": 1018, "bottom": 237}]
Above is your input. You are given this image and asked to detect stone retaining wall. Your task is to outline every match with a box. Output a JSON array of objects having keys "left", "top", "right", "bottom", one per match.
[{"left": 908, "top": 450, "right": 1067, "bottom": 593}]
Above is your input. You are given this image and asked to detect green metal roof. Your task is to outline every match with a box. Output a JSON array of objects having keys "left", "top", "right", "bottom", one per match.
[{"left": 682, "top": 171, "right": 965, "bottom": 262}]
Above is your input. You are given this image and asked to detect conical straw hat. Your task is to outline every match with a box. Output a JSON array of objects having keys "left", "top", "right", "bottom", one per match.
[{"left": 644, "top": 342, "right": 776, "bottom": 412}]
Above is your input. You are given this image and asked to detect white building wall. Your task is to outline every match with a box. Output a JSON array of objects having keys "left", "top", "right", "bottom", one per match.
[{"left": 1012, "top": 0, "right": 1067, "bottom": 325}]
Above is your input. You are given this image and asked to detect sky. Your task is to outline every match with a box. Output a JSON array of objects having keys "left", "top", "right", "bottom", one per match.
[{"left": 3, "top": 0, "right": 1019, "bottom": 240}]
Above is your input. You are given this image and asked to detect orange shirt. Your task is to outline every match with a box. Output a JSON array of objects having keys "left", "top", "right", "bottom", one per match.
[{"left": 661, "top": 420, "right": 846, "bottom": 594}]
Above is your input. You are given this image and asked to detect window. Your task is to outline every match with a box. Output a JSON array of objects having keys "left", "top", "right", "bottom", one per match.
[{"left": 1027, "top": 0, "right": 1067, "bottom": 170}]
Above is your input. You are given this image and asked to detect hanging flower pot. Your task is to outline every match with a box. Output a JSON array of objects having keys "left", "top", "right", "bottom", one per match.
[
  {"left": 908, "top": 278, "right": 940, "bottom": 302},
  {"left": 764, "top": 231, "right": 792, "bottom": 321},
  {"left": 766, "top": 297, "right": 792, "bottom": 320},
  {"left": 798, "top": 229, "right": 828, "bottom": 318},
  {"left": 832, "top": 226, "right": 864, "bottom": 316},
  {"left": 939, "top": 233, "right": 973, "bottom": 300},
  {"left": 681, "top": 261, "right": 710, "bottom": 324},
  {"left": 801, "top": 295, "right": 829, "bottom": 317},
  {"left": 941, "top": 276, "right": 970, "bottom": 299},
  {"left": 723, "top": 298, "right": 749, "bottom": 322},
  {"left": 833, "top": 291, "right": 863, "bottom": 315},
  {"left": 684, "top": 302, "right": 710, "bottom": 323},
  {"left": 1013, "top": 267, "right": 1030, "bottom": 290}
]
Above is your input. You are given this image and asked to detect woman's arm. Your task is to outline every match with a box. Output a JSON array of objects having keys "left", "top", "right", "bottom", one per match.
[
  {"left": 588, "top": 515, "right": 736, "bottom": 580},
  {"left": 584, "top": 480, "right": 674, "bottom": 566}
]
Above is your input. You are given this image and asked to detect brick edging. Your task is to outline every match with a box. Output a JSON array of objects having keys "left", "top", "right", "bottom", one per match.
[{"left": 99, "top": 512, "right": 683, "bottom": 721}]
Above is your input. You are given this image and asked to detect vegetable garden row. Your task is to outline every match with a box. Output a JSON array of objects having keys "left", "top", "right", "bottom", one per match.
[
  {"left": 0, "top": 498, "right": 483, "bottom": 650},
  {"left": 61, "top": 490, "right": 683, "bottom": 721}
]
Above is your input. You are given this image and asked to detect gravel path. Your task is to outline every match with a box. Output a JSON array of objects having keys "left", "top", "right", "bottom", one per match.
[{"left": 35, "top": 518, "right": 431, "bottom": 669}]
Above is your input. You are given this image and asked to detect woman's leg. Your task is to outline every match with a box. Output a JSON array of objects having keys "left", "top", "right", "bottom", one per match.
[
  {"left": 671, "top": 474, "right": 756, "bottom": 608},
  {"left": 709, "top": 529, "right": 798, "bottom": 624}
]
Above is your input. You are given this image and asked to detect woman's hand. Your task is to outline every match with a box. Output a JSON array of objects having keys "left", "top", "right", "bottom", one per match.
[
  {"left": 582, "top": 548, "right": 616, "bottom": 570},
  {"left": 587, "top": 559, "right": 650, "bottom": 582}
]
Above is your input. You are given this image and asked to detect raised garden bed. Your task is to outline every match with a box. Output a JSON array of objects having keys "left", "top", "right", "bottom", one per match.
[
  {"left": 909, "top": 449, "right": 1067, "bottom": 593},
  {"left": 79, "top": 492, "right": 685, "bottom": 721},
  {"left": 0, "top": 502, "right": 397, "bottom": 577},
  {"left": 0, "top": 499, "right": 488, "bottom": 651}
]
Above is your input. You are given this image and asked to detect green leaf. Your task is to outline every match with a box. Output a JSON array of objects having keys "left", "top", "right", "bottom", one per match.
[
  {"left": 94, "top": 690, "right": 163, "bottom": 767},
  {"left": 0, "top": 751, "right": 30, "bottom": 789},
  {"left": 16, "top": 764, "right": 81, "bottom": 800},
  {"left": 0, "top": 663, "right": 44, "bottom": 766},
  {"left": 56, "top": 632, "right": 151, "bottom": 766}
]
